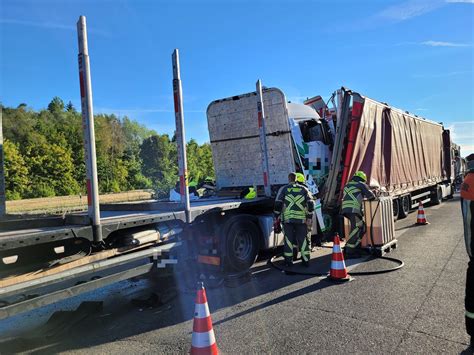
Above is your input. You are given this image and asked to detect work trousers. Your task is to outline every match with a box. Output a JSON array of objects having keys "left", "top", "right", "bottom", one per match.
[
  {"left": 467, "top": 258, "right": 474, "bottom": 337},
  {"left": 345, "top": 213, "right": 365, "bottom": 250},
  {"left": 462, "top": 198, "right": 474, "bottom": 337},
  {"left": 283, "top": 223, "right": 310, "bottom": 263}
]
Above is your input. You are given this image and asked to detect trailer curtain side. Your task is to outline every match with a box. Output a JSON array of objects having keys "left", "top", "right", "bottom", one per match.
[{"left": 348, "top": 97, "right": 446, "bottom": 195}]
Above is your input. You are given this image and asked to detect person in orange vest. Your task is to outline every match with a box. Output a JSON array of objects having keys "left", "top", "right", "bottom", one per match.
[{"left": 461, "top": 153, "right": 474, "bottom": 348}]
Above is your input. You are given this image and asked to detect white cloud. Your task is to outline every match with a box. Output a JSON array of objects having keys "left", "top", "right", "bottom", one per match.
[
  {"left": 377, "top": 0, "right": 445, "bottom": 21},
  {"left": 0, "top": 18, "right": 109, "bottom": 36},
  {"left": 421, "top": 40, "right": 471, "bottom": 47},
  {"left": 446, "top": 0, "right": 474, "bottom": 3},
  {"left": 446, "top": 121, "right": 474, "bottom": 156}
]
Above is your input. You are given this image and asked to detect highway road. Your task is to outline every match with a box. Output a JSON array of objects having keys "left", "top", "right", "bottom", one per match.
[{"left": 0, "top": 195, "right": 470, "bottom": 354}]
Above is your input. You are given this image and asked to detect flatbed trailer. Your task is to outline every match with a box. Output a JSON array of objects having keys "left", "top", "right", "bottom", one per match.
[
  {"left": 0, "top": 196, "right": 277, "bottom": 318},
  {"left": 0, "top": 197, "right": 272, "bottom": 269}
]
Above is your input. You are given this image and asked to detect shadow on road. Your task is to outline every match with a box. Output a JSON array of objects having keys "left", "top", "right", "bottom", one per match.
[
  {"left": 2, "top": 196, "right": 461, "bottom": 353},
  {"left": 0, "top": 248, "right": 336, "bottom": 354}
]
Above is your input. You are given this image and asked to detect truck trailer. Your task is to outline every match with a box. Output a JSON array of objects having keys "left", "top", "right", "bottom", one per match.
[
  {"left": 0, "top": 84, "right": 459, "bottom": 319},
  {"left": 206, "top": 85, "right": 459, "bottom": 250}
]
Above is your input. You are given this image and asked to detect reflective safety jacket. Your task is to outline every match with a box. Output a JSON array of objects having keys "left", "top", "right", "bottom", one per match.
[
  {"left": 274, "top": 183, "right": 314, "bottom": 223},
  {"left": 461, "top": 171, "right": 474, "bottom": 257},
  {"left": 341, "top": 177, "right": 375, "bottom": 216}
]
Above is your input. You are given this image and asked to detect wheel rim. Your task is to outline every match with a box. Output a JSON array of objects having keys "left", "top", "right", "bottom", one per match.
[
  {"left": 233, "top": 230, "right": 252, "bottom": 261},
  {"left": 393, "top": 200, "right": 399, "bottom": 218},
  {"left": 402, "top": 197, "right": 410, "bottom": 213}
]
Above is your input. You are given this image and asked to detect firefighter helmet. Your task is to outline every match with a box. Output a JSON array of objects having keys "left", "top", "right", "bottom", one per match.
[
  {"left": 354, "top": 170, "right": 367, "bottom": 182},
  {"left": 296, "top": 172, "right": 305, "bottom": 183}
]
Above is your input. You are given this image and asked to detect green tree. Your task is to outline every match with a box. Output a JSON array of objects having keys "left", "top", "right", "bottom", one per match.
[
  {"left": 1, "top": 98, "right": 216, "bottom": 200},
  {"left": 140, "top": 134, "right": 178, "bottom": 197},
  {"left": 47, "top": 97, "right": 65, "bottom": 113},
  {"left": 187, "top": 139, "right": 214, "bottom": 184},
  {"left": 66, "top": 101, "right": 76, "bottom": 112},
  {"left": 26, "top": 138, "right": 80, "bottom": 197},
  {"left": 3, "top": 139, "right": 29, "bottom": 200}
]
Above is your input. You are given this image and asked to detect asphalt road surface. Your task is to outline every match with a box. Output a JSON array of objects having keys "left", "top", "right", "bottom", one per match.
[{"left": 0, "top": 196, "right": 470, "bottom": 354}]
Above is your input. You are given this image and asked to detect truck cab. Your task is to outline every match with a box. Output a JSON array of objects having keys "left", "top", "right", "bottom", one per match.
[{"left": 287, "top": 103, "right": 333, "bottom": 192}]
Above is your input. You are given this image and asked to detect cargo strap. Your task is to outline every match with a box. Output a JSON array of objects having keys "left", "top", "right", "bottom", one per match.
[{"left": 210, "top": 130, "right": 291, "bottom": 144}]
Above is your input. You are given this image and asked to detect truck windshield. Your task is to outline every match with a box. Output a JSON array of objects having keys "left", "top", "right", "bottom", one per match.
[{"left": 299, "top": 120, "right": 324, "bottom": 143}]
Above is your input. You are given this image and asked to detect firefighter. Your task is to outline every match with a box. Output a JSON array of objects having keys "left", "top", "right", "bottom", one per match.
[
  {"left": 274, "top": 172, "right": 314, "bottom": 267},
  {"left": 341, "top": 170, "right": 376, "bottom": 259},
  {"left": 461, "top": 154, "right": 474, "bottom": 348}
]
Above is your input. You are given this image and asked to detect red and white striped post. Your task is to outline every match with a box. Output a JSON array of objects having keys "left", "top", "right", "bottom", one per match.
[
  {"left": 77, "top": 16, "right": 102, "bottom": 242},
  {"left": 256, "top": 80, "right": 271, "bottom": 197},
  {"left": 0, "top": 111, "right": 5, "bottom": 218},
  {"left": 172, "top": 49, "right": 191, "bottom": 223}
]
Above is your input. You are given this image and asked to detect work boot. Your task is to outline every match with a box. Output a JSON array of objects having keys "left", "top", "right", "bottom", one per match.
[
  {"left": 292, "top": 248, "right": 298, "bottom": 261},
  {"left": 301, "top": 260, "right": 310, "bottom": 267},
  {"left": 284, "top": 260, "right": 293, "bottom": 267}
]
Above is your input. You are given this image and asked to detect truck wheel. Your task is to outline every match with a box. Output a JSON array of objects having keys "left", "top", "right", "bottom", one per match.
[
  {"left": 398, "top": 195, "right": 411, "bottom": 219},
  {"left": 392, "top": 199, "right": 399, "bottom": 222},
  {"left": 223, "top": 217, "right": 260, "bottom": 273},
  {"left": 431, "top": 186, "right": 442, "bottom": 205}
]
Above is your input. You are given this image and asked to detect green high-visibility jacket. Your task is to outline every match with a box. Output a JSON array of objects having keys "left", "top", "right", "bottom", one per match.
[
  {"left": 274, "top": 183, "right": 314, "bottom": 223},
  {"left": 341, "top": 178, "right": 375, "bottom": 216}
]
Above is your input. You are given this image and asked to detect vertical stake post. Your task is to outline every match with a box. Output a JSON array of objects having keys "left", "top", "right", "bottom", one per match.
[
  {"left": 0, "top": 110, "right": 5, "bottom": 218},
  {"left": 256, "top": 80, "right": 272, "bottom": 197},
  {"left": 172, "top": 49, "right": 191, "bottom": 223},
  {"left": 77, "top": 16, "right": 102, "bottom": 242}
]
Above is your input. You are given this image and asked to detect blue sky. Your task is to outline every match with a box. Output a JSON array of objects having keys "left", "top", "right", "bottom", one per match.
[{"left": 1, "top": 0, "right": 473, "bottom": 154}]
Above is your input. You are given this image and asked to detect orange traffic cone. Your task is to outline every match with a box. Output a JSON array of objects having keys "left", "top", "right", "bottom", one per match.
[
  {"left": 415, "top": 202, "right": 429, "bottom": 225},
  {"left": 191, "top": 282, "right": 218, "bottom": 355},
  {"left": 329, "top": 234, "right": 351, "bottom": 282}
]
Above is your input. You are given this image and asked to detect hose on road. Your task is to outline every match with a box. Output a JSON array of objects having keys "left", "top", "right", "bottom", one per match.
[{"left": 268, "top": 252, "right": 404, "bottom": 276}]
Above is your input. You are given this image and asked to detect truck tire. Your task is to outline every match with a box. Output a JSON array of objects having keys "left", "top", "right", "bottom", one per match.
[
  {"left": 223, "top": 217, "right": 260, "bottom": 273},
  {"left": 392, "top": 198, "right": 399, "bottom": 222},
  {"left": 398, "top": 195, "right": 411, "bottom": 219},
  {"left": 431, "top": 186, "right": 442, "bottom": 205}
]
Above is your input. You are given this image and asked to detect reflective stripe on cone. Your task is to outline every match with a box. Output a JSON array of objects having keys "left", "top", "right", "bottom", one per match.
[
  {"left": 191, "top": 283, "right": 218, "bottom": 355},
  {"left": 415, "top": 202, "right": 429, "bottom": 225},
  {"left": 328, "top": 234, "right": 351, "bottom": 282}
]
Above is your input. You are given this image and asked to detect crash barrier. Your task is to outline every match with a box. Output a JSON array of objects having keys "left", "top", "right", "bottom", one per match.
[{"left": 191, "top": 282, "right": 218, "bottom": 355}]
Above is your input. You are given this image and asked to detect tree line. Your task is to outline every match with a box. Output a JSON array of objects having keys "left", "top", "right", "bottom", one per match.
[{"left": 1, "top": 97, "right": 214, "bottom": 200}]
